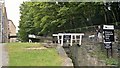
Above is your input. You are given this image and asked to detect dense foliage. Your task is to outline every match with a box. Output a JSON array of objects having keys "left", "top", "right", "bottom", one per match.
[{"left": 18, "top": 2, "right": 120, "bottom": 42}]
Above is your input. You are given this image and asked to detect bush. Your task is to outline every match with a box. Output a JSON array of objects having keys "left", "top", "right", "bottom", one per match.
[{"left": 106, "top": 58, "right": 118, "bottom": 65}]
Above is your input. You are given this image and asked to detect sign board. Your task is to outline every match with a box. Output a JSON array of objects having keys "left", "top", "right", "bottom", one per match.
[
  {"left": 104, "top": 42, "right": 112, "bottom": 49},
  {"left": 103, "top": 25, "right": 114, "bottom": 42},
  {"left": 103, "top": 25, "right": 114, "bottom": 58},
  {"left": 103, "top": 25, "right": 114, "bottom": 30},
  {"left": 103, "top": 30, "right": 114, "bottom": 42}
]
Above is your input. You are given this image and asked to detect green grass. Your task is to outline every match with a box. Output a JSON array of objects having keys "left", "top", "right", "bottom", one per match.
[
  {"left": 98, "top": 51, "right": 118, "bottom": 65},
  {"left": 6, "top": 43, "right": 62, "bottom": 66},
  {"left": 91, "top": 44, "right": 118, "bottom": 65}
]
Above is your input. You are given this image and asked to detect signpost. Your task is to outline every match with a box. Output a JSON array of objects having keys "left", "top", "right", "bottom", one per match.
[
  {"left": 104, "top": 42, "right": 112, "bottom": 49},
  {"left": 103, "top": 25, "right": 114, "bottom": 58}
]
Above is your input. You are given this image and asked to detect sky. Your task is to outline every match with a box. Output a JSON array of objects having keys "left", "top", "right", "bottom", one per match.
[{"left": 5, "top": 0, "right": 29, "bottom": 33}]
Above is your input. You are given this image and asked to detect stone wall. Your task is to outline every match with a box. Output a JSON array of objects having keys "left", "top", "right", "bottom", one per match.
[{"left": 56, "top": 45, "right": 73, "bottom": 66}]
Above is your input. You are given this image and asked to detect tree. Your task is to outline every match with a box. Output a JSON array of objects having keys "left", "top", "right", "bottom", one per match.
[{"left": 18, "top": 2, "right": 120, "bottom": 42}]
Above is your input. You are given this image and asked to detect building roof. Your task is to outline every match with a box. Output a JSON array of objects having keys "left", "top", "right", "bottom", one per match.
[{"left": 8, "top": 19, "right": 16, "bottom": 29}]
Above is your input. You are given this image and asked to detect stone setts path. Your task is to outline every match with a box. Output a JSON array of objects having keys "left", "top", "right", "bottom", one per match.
[{"left": 0, "top": 43, "right": 8, "bottom": 67}]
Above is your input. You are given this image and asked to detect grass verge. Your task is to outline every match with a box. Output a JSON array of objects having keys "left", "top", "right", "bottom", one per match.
[
  {"left": 6, "top": 43, "right": 62, "bottom": 66},
  {"left": 91, "top": 49, "right": 118, "bottom": 65}
]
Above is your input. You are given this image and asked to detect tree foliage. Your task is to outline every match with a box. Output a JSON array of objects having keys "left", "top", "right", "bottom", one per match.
[{"left": 18, "top": 2, "right": 120, "bottom": 42}]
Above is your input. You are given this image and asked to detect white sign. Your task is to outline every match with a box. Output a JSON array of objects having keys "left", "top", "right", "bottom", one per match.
[
  {"left": 103, "top": 25, "right": 114, "bottom": 42},
  {"left": 103, "top": 25, "right": 114, "bottom": 30}
]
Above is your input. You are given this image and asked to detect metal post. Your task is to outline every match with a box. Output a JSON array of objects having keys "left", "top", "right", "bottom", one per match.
[
  {"left": 61, "top": 35, "right": 63, "bottom": 46},
  {"left": 107, "top": 49, "right": 109, "bottom": 58},
  {"left": 79, "top": 35, "right": 82, "bottom": 45},
  {"left": 57, "top": 36, "right": 60, "bottom": 44},
  {"left": 110, "top": 43, "right": 113, "bottom": 58},
  {"left": 71, "top": 35, "right": 73, "bottom": 46}
]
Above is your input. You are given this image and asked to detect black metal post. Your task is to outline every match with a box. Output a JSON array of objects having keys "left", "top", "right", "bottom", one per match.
[
  {"left": 110, "top": 43, "right": 113, "bottom": 58},
  {"left": 106, "top": 49, "right": 109, "bottom": 58}
]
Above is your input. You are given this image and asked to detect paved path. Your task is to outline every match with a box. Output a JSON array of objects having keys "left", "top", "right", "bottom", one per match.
[
  {"left": 0, "top": 44, "right": 2, "bottom": 68},
  {"left": 0, "top": 43, "right": 8, "bottom": 68}
]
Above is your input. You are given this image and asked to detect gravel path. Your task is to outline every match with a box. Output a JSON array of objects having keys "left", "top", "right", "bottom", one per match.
[{"left": 0, "top": 43, "right": 9, "bottom": 67}]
